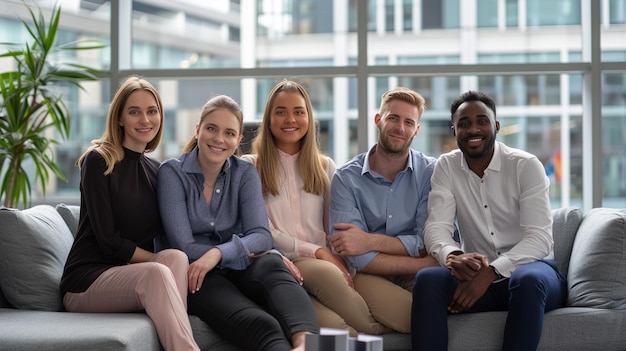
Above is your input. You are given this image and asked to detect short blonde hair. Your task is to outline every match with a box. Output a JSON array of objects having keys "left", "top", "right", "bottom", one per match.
[{"left": 379, "top": 87, "right": 426, "bottom": 121}]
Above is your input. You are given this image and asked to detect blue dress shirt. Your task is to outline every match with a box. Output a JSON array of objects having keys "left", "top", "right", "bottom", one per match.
[
  {"left": 329, "top": 145, "right": 436, "bottom": 271},
  {"left": 156, "top": 147, "right": 273, "bottom": 270}
]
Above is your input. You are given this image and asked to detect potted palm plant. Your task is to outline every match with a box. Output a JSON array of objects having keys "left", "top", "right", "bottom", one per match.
[{"left": 0, "top": 2, "right": 104, "bottom": 208}]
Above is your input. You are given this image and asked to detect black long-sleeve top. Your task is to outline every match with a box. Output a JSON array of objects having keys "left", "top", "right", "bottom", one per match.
[{"left": 60, "top": 148, "right": 163, "bottom": 294}]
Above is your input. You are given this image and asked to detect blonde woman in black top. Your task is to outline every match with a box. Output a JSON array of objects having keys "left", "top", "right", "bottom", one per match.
[{"left": 60, "top": 76, "right": 199, "bottom": 351}]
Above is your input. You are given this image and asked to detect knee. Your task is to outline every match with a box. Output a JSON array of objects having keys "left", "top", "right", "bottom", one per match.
[
  {"left": 250, "top": 254, "right": 288, "bottom": 276},
  {"left": 159, "top": 249, "right": 189, "bottom": 265},
  {"left": 510, "top": 270, "right": 547, "bottom": 296},
  {"left": 139, "top": 262, "right": 176, "bottom": 288},
  {"left": 414, "top": 267, "right": 449, "bottom": 288}
]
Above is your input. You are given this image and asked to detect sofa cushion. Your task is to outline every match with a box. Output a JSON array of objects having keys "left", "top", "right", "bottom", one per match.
[
  {"left": 0, "top": 205, "right": 74, "bottom": 311},
  {"left": 551, "top": 207, "right": 584, "bottom": 278},
  {"left": 55, "top": 203, "right": 81, "bottom": 238},
  {"left": 567, "top": 208, "right": 626, "bottom": 309}
]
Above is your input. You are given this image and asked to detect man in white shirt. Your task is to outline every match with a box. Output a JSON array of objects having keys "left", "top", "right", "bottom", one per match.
[{"left": 411, "top": 91, "right": 567, "bottom": 351}]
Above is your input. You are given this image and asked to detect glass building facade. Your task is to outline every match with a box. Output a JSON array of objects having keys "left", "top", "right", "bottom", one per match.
[{"left": 0, "top": 0, "right": 625, "bottom": 209}]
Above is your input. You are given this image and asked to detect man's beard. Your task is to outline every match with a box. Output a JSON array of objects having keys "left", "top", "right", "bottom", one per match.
[
  {"left": 458, "top": 135, "right": 496, "bottom": 159},
  {"left": 379, "top": 133, "right": 412, "bottom": 155}
]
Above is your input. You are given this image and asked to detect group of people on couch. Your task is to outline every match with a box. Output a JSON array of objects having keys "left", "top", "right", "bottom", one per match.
[{"left": 59, "top": 75, "right": 567, "bottom": 351}]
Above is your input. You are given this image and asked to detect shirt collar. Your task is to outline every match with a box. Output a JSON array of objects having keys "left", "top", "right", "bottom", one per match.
[
  {"left": 460, "top": 141, "right": 502, "bottom": 175},
  {"left": 181, "top": 146, "right": 232, "bottom": 175},
  {"left": 277, "top": 148, "right": 299, "bottom": 159},
  {"left": 362, "top": 144, "right": 414, "bottom": 176}
]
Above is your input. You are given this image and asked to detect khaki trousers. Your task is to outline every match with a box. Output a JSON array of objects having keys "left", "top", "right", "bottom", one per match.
[
  {"left": 352, "top": 272, "right": 415, "bottom": 333},
  {"left": 295, "top": 258, "right": 391, "bottom": 335}
]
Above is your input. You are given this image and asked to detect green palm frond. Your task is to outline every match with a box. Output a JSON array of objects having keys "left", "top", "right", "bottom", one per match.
[{"left": 0, "top": 1, "right": 105, "bottom": 208}]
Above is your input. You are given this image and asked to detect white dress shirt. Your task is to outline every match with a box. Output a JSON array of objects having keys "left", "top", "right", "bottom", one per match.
[{"left": 425, "top": 141, "right": 553, "bottom": 277}]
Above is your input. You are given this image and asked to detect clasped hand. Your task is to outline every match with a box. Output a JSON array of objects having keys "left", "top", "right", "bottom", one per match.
[
  {"left": 330, "top": 223, "right": 370, "bottom": 256},
  {"left": 446, "top": 252, "right": 488, "bottom": 281},
  {"left": 446, "top": 252, "right": 494, "bottom": 313}
]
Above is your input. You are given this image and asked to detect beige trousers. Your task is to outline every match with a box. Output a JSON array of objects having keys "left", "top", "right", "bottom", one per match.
[
  {"left": 63, "top": 249, "right": 199, "bottom": 351},
  {"left": 352, "top": 272, "right": 415, "bottom": 333},
  {"left": 295, "top": 258, "right": 390, "bottom": 336}
]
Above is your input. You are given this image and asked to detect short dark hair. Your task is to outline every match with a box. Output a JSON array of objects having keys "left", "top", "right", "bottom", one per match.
[{"left": 450, "top": 90, "right": 497, "bottom": 122}]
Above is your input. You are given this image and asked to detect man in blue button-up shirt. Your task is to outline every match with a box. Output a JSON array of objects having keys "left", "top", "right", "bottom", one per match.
[{"left": 329, "top": 87, "right": 440, "bottom": 333}]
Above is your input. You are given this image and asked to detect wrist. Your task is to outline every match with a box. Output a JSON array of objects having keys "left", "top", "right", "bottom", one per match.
[{"left": 489, "top": 265, "right": 504, "bottom": 279}]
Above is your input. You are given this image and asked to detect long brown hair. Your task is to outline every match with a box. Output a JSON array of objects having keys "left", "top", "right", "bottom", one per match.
[
  {"left": 77, "top": 75, "right": 164, "bottom": 174},
  {"left": 251, "top": 80, "right": 328, "bottom": 196}
]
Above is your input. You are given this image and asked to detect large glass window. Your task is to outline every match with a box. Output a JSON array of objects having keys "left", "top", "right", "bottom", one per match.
[{"left": 1, "top": 0, "right": 625, "bottom": 208}]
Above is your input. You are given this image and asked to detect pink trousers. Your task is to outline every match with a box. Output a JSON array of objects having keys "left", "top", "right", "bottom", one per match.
[{"left": 63, "top": 249, "right": 199, "bottom": 351}]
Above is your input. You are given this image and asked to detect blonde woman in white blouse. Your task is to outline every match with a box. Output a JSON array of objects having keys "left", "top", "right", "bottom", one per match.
[{"left": 242, "top": 80, "right": 392, "bottom": 336}]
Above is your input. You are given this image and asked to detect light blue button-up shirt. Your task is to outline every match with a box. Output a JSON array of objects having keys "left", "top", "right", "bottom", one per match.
[{"left": 329, "top": 145, "right": 436, "bottom": 271}]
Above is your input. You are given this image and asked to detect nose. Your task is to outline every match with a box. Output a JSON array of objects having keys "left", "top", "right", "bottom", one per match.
[
  {"left": 285, "top": 112, "right": 296, "bottom": 123},
  {"left": 395, "top": 121, "right": 405, "bottom": 133},
  {"left": 468, "top": 121, "right": 481, "bottom": 133},
  {"left": 140, "top": 112, "right": 150, "bottom": 123},
  {"left": 213, "top": 132, "right": 224, "bottom": 143}
]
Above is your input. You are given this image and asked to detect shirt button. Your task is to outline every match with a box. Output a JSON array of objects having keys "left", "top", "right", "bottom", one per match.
[
  {"left": 490, "top": 232, "right": 494, "bottom": 235},
  {"left": 388, "top": 215, "right": 393, "bottom": 219},
  {"left": 216, "top": 189, "right": 221, "bottom": 193},
  {"left": 210, "top": 222, "right": 214, "bottom": 226},
  {"left": 484, "top": 205, "right": 488, "bottom": 208}
]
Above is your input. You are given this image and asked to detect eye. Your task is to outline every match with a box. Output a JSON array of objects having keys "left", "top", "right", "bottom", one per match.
[
  {"left": 207, "top": 126, "right": 216, "bottom": 132},
  {"left": 148, "top": 109, "right": 159, "bottom": 115},
  {"left": 226, "top": 131, "right": 237, "bottom": 137}
]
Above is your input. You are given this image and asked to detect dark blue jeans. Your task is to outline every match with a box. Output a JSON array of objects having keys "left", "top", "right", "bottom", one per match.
[{"left": 411, "top": 259, "right": 567, "bottom": 351}]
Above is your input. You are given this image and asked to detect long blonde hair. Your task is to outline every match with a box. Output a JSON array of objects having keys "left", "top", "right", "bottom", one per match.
[
  {"left": 77, "top": 75, "right": 164, "bottom": 174},
  {"left": 182, "top": 95, "right": 244, "bottom": 153},
  {"left": 251, "top": 80, "right": 329, "bottom": 196}
]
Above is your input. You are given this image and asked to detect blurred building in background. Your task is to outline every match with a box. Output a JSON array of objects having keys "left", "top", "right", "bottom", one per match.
[{"left": 1, "top": 0, "right": 625, "bottom": 208}]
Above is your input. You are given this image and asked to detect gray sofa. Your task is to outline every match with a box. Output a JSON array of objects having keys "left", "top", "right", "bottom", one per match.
[{"left": 0, "top": 204, "right": 625, "bottom": 351}]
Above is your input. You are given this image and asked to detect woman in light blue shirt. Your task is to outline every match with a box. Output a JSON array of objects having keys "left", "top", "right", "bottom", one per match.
[{"left": 157, "top": 95, "right": 318, "bottom": 351}]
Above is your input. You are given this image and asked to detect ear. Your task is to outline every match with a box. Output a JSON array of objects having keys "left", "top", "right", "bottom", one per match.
[
  {"left": 374, "top": 113, "right": 382, "bottom": 128},
  {"left": 194, "top": 124, "right": 200, "bottom": 139},
  {"left": 413, "top": 123, "right": 421, "bottom": 137},
  {"left": 451, "top": 125, "right": 456, "bottom": 137},
  {"left": 495, "top": 121, "right": 500, "bottom": 133}
]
